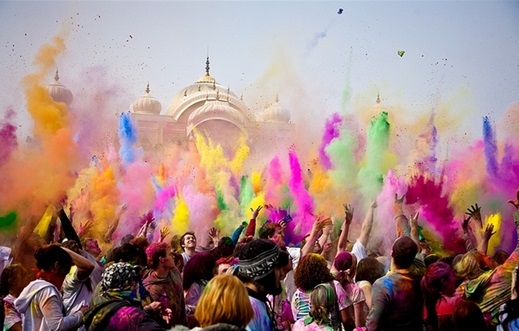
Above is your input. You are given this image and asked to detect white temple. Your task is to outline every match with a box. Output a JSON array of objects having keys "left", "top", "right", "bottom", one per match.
[{"left": 47, "top": 57, "right": 295, "bottom": 157}]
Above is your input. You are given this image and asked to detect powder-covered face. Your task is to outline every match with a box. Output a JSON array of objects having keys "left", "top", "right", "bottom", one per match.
[
  {"left": 85, "top": 238, "right": 102, "bottom": 256},
  {"left": 216, "top": 263, "right": 232, "bottom": 275},
  {"left": 160, "top": 251, "right": 177, "bottom": 270}
]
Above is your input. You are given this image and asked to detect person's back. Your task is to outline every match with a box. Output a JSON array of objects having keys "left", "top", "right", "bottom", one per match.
[
  {"left": 367, "top": 270, "right": 423, "bottom": 331},
  {"left": 366, "top": 236, "right": 423, "bottom": 331}
]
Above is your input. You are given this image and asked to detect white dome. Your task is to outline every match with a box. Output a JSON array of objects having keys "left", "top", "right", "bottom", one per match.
[
  {"left": 263, "top": 97, "right": 290, "bottom": 123},
  {"left": 132, "top": 84, "right": 162, "bottom": 115},
  {"left": 188, "top": 98, "right": 246, "bottom": 127},
  {"left": 47, "top": 70, "right": 73, "bottom": 106}
]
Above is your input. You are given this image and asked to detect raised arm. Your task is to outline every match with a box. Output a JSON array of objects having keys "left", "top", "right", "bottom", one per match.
[
  {"left": 58, "top": 208, "right": 83, "bottom": 249},
  {"left": 61, "top": 247, "right": 95, "bottom": 280},
  {"left": 103, "top": 204, "right": 127, "bottom": 243},
  {"left": 337, "top": 203, "right": 354, "bottom": 253},
  {"left": 394, "top": 194, "right": 410, "bottom": 237},
  {"left": 301, "top": 216, "right": 332, "bottom": 258},
  {"left": 509, "top": 189, "right": 519, "bottom": 252},
  {"left": 245, "top": 205, "right": 262, "bottom": 237},
  {"left": 478, "top": 223, "right": 496, "bottom": 255},
  {"left": 231, "top": 222, "right": 247, "bottom": 244},
  {"left": 358, "top": 201, "right": 377, "bottom": 248},
  {"left": 466, "top": 204, "right": 484, "bottom": 247},
  {"left": 461, "top": 214, "right": 476, "bottom": 252},
  {"left": 409, "top": 212, "right": 420, "bottom": 248}
]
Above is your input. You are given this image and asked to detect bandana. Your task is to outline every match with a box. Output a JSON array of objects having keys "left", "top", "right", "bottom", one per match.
[{"left": 238, "top": 245, "right": 280, "bottom": 280}]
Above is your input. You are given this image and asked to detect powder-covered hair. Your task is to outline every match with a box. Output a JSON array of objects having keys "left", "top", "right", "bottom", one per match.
[
  {"left": 310, "top": 283, "right": 336, "bottom": 326},
  {"left": 146, "top": 242, "right": 169, "bottom": 269},
  {"left": 421, "top": 261, "right": 454, "bottom": 330},
  {"left": 453, "top": 250, "right": 488, "bottom": 280},
  {"left": 194, "top": 275, "right": 254, "bottom": 328}
]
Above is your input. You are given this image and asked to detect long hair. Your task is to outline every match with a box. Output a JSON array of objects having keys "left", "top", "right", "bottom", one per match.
[
  {"left": 333, "top": 251, "right": 355, "bottom": 286},
  {"left": 453, "top": 250, "right": 488, "bottom": 280},
  {"left": 194, "top": 275, "right": 254, "bottom": 328},
  {"left": 310, "top": 283, "right": 336, "bottom": 326},
  {"left": 421, "top": 261, "right": 453, "bottom": 330}
]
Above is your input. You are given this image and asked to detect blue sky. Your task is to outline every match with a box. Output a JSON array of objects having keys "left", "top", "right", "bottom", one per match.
[{"left": 1, "top": 1, "right": 518, "bottom": 140}]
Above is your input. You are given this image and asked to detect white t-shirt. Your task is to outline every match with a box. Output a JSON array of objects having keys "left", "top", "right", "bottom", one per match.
[
  {"left": 3, "top": 294, "right": 21, "bottom": 331},
  {"left": 15, "top": 280, "right": 82, "bottom": 331},
  {"left": 351, "top": 240, "right": 367, "bottom": 263},
  {"left": 62, "top": 253, "right": 103, "bottom": 316}
]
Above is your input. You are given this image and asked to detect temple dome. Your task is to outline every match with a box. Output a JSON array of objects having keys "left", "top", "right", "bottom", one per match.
[
  {"left": 47, "top": 70, "right": 73, "bottom": 106},
  {"left": 132, "top": 84, "right": 162, "bottom": 115},
  {"left": 188, "top": 97, "right": 246, "bottom": 129},
  {"left": 263, "top": 97, "right": 291, "bottom": 123}
]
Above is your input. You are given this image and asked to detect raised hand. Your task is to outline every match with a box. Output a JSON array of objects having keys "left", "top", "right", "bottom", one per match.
[
  {"left": 482, "top": 223, "right": 496, "bottom": 241},
  {"left": 250, "top": 205, "right": 263, "bottom": 219},
  {"left": 314, "top": 216, "right": 332, "bottom": 232},
  {"left": 159, "top": 226, "right": 170, "bottom": 242},
  {"left": 208, "top": 226, "right": 219, "bottom": 240},
  {"left": 410, "top": 212, "right": 419, "bottom": 227},
  {"left": 394, "top": 193, "right": 405, "bottom": 205},
  {"left": 78, "top": 219, "right": 94, "bottom": 238},
  {"left": 343, "top": 203, "right": 354, "bottom": 225},
  {"left": 508, "top": 189, "right": 519, "bottom": 210},
  {"left": 466, "top": 204, "right": 483, "bottom": 227},
  {"left": 279, "top": 220, "right": 287, "bottom": 232},
  {"left": 321, "top": 242, "right": 333, "bottom": 257}
]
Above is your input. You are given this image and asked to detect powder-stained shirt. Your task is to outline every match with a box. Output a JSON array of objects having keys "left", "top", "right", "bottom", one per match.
[
  {"left": 142, "top": 268, "right": 187, "bottom": 327},
  {"left": 292, "top": 319, "right": 335, "bottom": 331},
  {"left": 366, "top": 269, "right": 423, "bottom": 331},
  {"left": 461, "top": 250, "right": 519, "bottom": 322},
  {"left": 3, "top": 294, "right": 21, "bottom": 331},
  {"left": 247, "top": 296, "right": 275, "bottom": 331}
]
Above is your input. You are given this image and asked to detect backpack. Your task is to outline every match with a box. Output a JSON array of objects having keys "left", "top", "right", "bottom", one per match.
[{"left": 83, "top": 299, "right": 133, "bottom": 331}]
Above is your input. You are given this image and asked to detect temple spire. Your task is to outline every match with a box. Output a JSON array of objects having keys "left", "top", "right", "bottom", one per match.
[{"left": 205, "top": 56, "right": 210, "bottom": 75}]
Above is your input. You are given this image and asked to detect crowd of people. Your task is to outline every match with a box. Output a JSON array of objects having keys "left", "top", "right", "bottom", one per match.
[{"left": 1, "top": 190, "right": 519, "bottom": 331}]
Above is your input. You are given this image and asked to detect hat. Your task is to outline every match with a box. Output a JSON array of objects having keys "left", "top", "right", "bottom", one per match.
[{"left": 238, "top": 239, "right": 281, "bottom": 280}]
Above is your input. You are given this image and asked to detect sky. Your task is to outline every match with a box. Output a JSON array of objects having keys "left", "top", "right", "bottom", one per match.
[{"left": 1, "top": 0, "right": 518, "bottom": 143}]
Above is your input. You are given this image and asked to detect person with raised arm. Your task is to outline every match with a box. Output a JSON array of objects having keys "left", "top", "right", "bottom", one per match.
[
  {"left": 454, "top": 190, "right": 519, "bottom": 324},
  {"left": 336, "top": 203, "right": 354, "bottom": 254},
  {"left": 15, "top": 245, "right": 86, "bottom": 331},
  {"left": 350, "top": 201, "right": 377, "bottom": 263},
  {"left": 301, "top": 216, "right": 332, "bottom": 258}
]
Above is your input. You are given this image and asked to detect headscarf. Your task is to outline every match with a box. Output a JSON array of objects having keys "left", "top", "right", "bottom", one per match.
[{"left": 101, "top": 262, "right": 142, "bottom": 304}]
